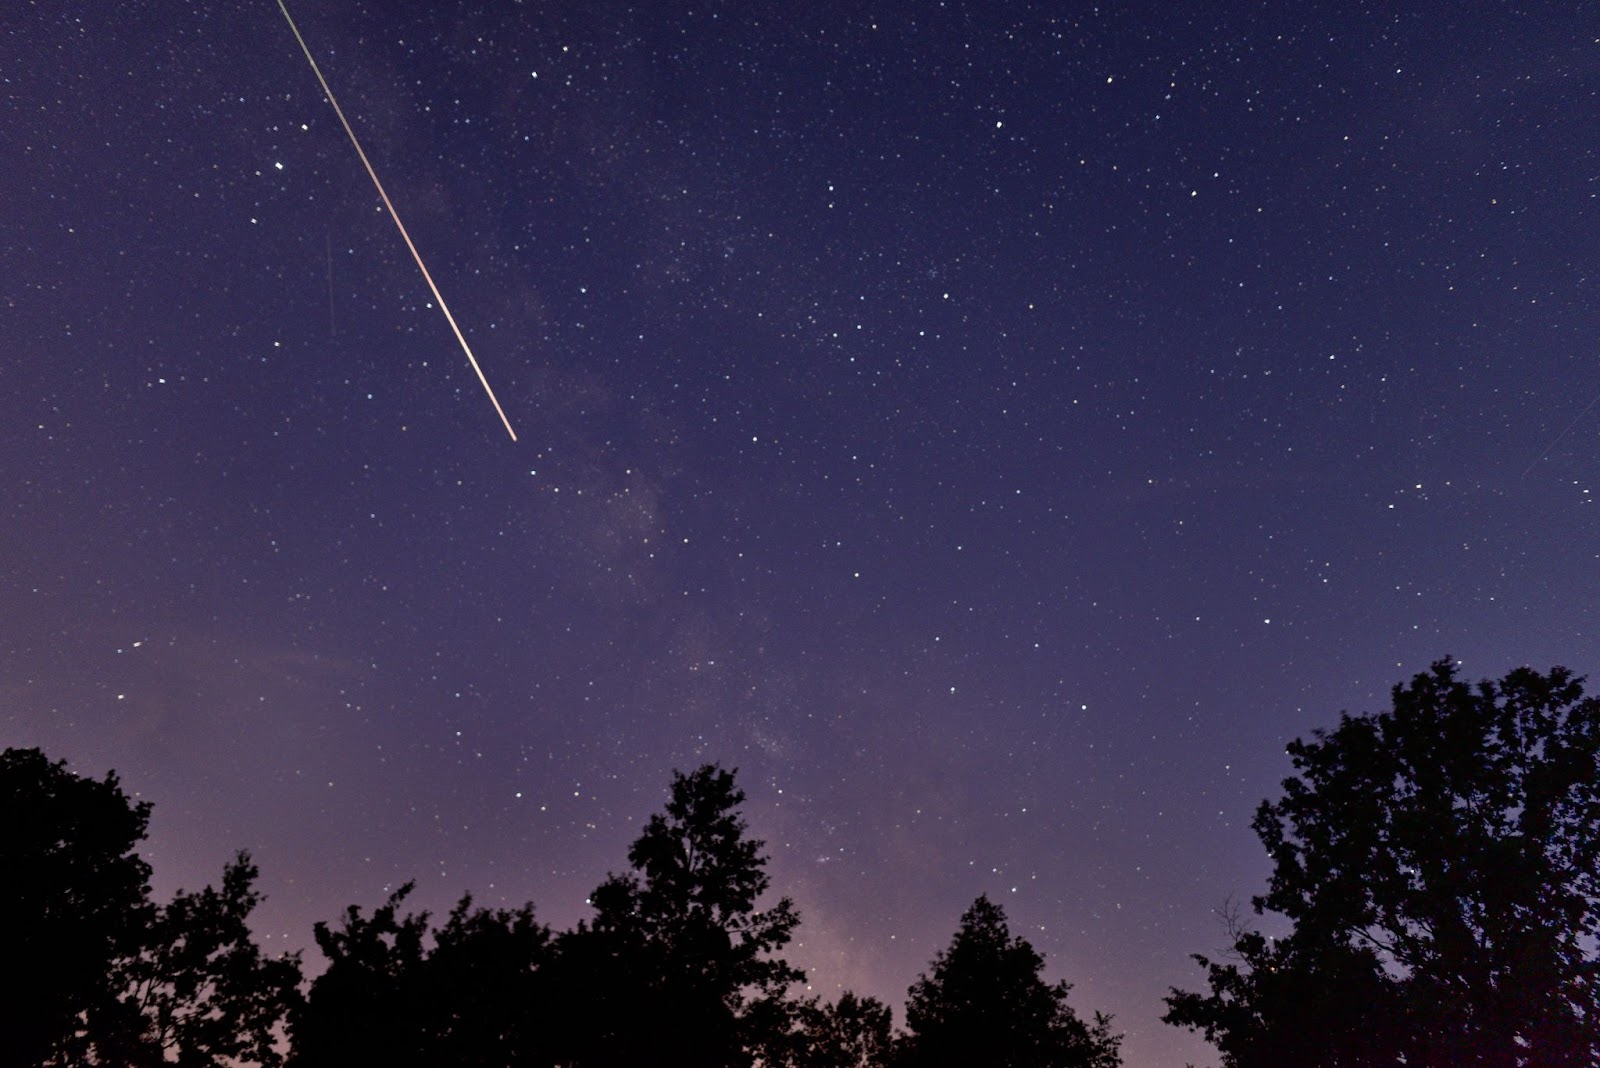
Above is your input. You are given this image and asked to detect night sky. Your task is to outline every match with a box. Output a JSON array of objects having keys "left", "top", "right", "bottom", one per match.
[{"left": 3, "top": 2, "right": 1596, "bottom": 1064}]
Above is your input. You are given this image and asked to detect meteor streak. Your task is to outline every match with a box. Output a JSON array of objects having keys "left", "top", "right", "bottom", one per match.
[
  {"left": 275, "top": 0, "right": 518, "bottom": 441},
  {"left": 1521, "top": 384, "right": 1600, "bottom": 479}
]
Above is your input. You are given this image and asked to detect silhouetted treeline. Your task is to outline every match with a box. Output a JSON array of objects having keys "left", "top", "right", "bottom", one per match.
[
  {"left": 7, "top": 660, "right": 1600, "bottom": 1066},
  {"left": 1, "top": 756, "right": 1117, "bottom": 1068}
]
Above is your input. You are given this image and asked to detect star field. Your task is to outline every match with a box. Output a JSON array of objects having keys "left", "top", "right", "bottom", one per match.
[{"left": 3, "top": 3, "right": 1597, "bottom": 1065}]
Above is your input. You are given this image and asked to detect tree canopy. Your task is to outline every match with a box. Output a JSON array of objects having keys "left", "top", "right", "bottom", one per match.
[
  {"left": 289, "top": 885, "right": 552, "bottom": 1067},
  {"left": 550, "top": 763, "right": 804, "bottom": 1067},
  {"left": 1165, "top": 659, "right": 1600, "bottom": 1066},
  {"left": 796, "top": 991, "right": 894, "bottom": 1068},
  {"left": 899, "top": 894, "right": 1122, "bottom": 1068},
  {"left": 2, "top": 747, "right": 154, "bottom": 1067},
  {"left": 1, "top": 747, "right": 301, "bottom": 1068}
]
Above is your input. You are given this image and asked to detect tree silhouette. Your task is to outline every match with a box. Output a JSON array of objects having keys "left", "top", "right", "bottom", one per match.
[
  {"left": 289, "top": 884, "right": 553, "bottom": 1067},
  {"left": 1162, "top": 914, "right": 1405, "bottom": 1067},
  {"left": 1164, "top": 659, "right": 1600, "bottom": 1066},
  {"left": 1, "top": 747, "right": 154, "bottom": 1068},
  {"left": 91, "top": 852, "right": 305, "bottom": 1067},
  {"left": 423, "top": 894, "right": 555, "bottom": 1063},
  {"left": 898, "top": 895, "right": 1121, "bottom": 1068},
  {"left": 738, "top": 989, "right": 894, "bottom": 1068},
  {"left": 288, "top": 884, "right": 430, "bottom": 1067},
  {"left": 1, "top": 747, "right": 301, "bottom": 1068},
  {"left": 795, "top": 991, "right": 894, "bottom": 1068},
  {"left": 550, "top": 764, "right": 803, "bottom": 1067}
]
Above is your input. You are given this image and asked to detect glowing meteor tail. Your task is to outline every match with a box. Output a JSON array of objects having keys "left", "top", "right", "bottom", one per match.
[{"left": 275, "top": 0, "right": 518, "bottom": 442}]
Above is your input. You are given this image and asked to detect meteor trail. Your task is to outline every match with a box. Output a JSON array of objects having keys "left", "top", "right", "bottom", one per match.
[
  {"left": 1521, "top": 384, "right": 1600, "bottom": 479},
  {"left": 275, "top": 0, "right": 518, "bottom": 441}
]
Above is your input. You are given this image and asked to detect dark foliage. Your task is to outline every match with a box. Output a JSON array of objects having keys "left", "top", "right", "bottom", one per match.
[
  {"left": 1164, "top": 659, "right": 1600, "bottom": 1066},
  {"left": 87, "top": 852, "right": 306, "bottom": 1067},
  {"left": 425, "top": 895, "right": 555, "bottom": 1061},
  {"left": 1162, "top": 918, "right": 1407, "bottom": 1067},
  {"left": 550, "top": 764, "right": 804, "bottom": 1067},
  {"left": 796, "top": 991, "right": 895, "bottom": 1068},
  {"left": 898, "top": 895, "right": 1122, "bottom": 1068},
  {"left": 289, "top": 884, "right": 430, "bottom": 1066},
  {"left": 1, "top": 747, "right": 301, "bottom": 1068},
  {"left": 1, "top": 747, "right": 154, "bottom": 1068},
  {"left": 289, "top": 885, "right": 552, "bottom": 1067},
  {"left": 744, "top": 989, "right": 895, "bottom": 1068}
]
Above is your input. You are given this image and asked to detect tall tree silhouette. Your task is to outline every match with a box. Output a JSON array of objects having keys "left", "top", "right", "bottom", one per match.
[
  {"left": 2, "top": 747, "right": 153, "bottom": 1068},
  {"left": 1165, "top": 659, "right": 1600, "bottom": 1066},
  {"left": 550, "top": 764, "right": 803, "bottom": 1067},
  {"left": 1, "top": 747, "right": 301, "bottom": 1067},
  {"left": 898, "top": 895, "right": 1121, "bottom": 1068}
]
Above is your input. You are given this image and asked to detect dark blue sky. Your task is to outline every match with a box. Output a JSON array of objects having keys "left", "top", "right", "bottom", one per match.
[{"left": 3, "top": 2, "right": 1595, "bottom": 1064}]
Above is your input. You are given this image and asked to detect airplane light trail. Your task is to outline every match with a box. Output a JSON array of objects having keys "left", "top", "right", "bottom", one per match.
[{"left": 275, "top": 0, "right": 518, "bottom": 442}]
